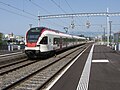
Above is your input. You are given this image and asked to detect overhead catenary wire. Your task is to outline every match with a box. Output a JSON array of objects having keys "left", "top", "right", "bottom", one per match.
[
  {"left": 0, "top": 1, "right": 37, "bottom": 17},
  {"left": 29, "top": 0, "right": 51, "bottom": 14},
  {"left": 50, "top": 0, "right": 76, "bottom": 31},
  {"left": 65, "top": 0, "right": 74, "bottom": 13},
  {"left": 0, "top": 1, "right": 110, "bottom": 36},
  {"left": 0, "top": 7, "right": 37, "bottom": 20},
  {"left": 51, "top": 0, "right": 83, "bottom": 31},
  {"left": 64, "top": 0, "right": 84, "bottom": 28},
  {"left": 63, "top": 0, "right": 79, "bottom": 35},
  {"left": 50, "top": 0, "right": 67, "bottom": 14},
  {"left": 4, "top": 0, "right": 57, "bottom": 28},
  {"left": 29, "top": 0, "right": 69, "bottom": 28},
  {"left": 64, "top": 0, "right": 77, "bottom": 29}
]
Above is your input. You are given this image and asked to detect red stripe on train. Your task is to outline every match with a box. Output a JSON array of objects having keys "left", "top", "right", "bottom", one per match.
[{"left": 27, "top": 43, "right": 36, "bottom": 47}]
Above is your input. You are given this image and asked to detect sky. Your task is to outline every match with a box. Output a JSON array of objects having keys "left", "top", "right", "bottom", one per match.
[{"left": 0, "top": 0, "right": 120, "bottom": 37}]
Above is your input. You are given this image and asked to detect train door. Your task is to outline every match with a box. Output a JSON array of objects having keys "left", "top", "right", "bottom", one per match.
[
  {"left": 66, "top": 38, "right": 68, "bottom": 47},
  {"left": 60, "top": 37, "right": 62, "bottom": 49},
  {"left": 48, "top": 35, "right": 53, "bottom": 51}
]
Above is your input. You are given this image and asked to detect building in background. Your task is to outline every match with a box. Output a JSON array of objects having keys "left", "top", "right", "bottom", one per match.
[
  {"left": 114, "top": 31, "right": 120, "bottom": 43},
  {"left": 2, "top": 33, "right": 25, "bottom": 45},
  {"left": 0, "top": 33, "right": 25, "bottom": 51}
]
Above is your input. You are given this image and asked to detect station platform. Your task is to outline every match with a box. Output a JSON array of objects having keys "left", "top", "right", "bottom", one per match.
[
  {"left": 49, "top": 44, "right": 120, "bottom": 90},
  {"left": 89, "top": 44, "right": 120, "bottom": 90}
]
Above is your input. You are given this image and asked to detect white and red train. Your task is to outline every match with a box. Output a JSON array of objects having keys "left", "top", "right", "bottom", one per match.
[{"left": 25, "top": 27, "right": 86, "bottom": 59}]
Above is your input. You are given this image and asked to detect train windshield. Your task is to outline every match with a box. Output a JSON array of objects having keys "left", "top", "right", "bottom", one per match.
[{"left": 27, "top": 28, "right": 41, "bottom": 42}]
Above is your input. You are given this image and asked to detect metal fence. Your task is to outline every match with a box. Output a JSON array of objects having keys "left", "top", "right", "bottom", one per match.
[{"left": 0, "top": 44, "right": 25, "bottom": 51}]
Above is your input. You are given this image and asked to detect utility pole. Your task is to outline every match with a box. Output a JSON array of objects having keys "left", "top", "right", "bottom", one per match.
[
  {"left": 106, "top": 8, "right": 110, "bottom": 46},
  {"left": 38, "top": 16, "right": 40, "bottom": 27},
  {"left": 103, "top": 27, "right": 105, "bottom": 43},
  {"left": 109, "top": 21, "right": 112, "bottom": 46}
]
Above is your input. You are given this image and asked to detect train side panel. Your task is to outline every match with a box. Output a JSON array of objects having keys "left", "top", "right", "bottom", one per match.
[{"left": 25, "top": 27, "right": 86, "bottom": 59}]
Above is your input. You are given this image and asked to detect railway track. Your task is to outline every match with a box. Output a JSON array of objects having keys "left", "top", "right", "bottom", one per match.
[
  {"left": 0, "top": 51, "right": 27, "bottom": 66},
  {"left": 0, "top": 44, "right": 89, "bottom": 90},
  {"left": 0, "top": 58, "right": 28, "bottom": 69},
  {"left": 0, "top": 58, "right": 37, "bottom": 75},
  {"left": 0, "top": 52, "right": 23, "bottom": 57}
]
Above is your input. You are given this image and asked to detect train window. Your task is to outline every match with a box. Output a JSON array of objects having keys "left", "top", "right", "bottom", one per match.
[
  {"left": 27, "top": 34, "right": 40, "bottom": 42},
  {"left": 53, "top": 38, "right": 60, "bottom": 45},
  {"left": 40, "top": 36, "right": 48, "bottom": 44},
  {"left": 62, "top": 38, "right": 67, "bottom": 45}
]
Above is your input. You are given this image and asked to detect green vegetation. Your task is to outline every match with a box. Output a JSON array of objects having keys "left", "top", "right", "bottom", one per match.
[{"left": 0, "top": 32, "right": 3, "bottom": 45}]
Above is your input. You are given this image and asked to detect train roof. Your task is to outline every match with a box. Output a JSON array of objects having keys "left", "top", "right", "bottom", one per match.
[
  {"left": 29, "top": 27, "right": 86, "bottom": 39},
  {"left": 29, "top": 27, "right": 60, "bottom": 33}
]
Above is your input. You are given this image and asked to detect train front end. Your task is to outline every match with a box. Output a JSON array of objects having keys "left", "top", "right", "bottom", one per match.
[{"left": 25, "top": 27, "right": 42, "bottom": 59}]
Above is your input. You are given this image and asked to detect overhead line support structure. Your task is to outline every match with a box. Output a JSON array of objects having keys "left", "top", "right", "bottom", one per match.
[
  {"left": 38, "top": 12, "right": 120, "bottom": 46},
  {"left": 38, "top": 12, "right": 120, "bottom": 19}
]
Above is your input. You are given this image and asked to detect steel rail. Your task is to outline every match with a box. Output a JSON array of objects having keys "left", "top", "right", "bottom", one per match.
[{"left": 1, "top": 44, "right": 87, "bottom": 90}]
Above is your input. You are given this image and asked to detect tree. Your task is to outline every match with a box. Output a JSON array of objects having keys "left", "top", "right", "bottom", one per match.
[{"left": 0, "top": 32, "right": 3, "bottom": 45}]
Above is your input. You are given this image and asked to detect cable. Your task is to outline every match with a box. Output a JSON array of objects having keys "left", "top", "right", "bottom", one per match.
[
  {"left": 0, "top": 1, "right": 37, "bottom": 17},
  {"left": 29, "top": 0, "right": 66, "bottom": 27},
  {"left": 29, "top": 0, "right": 51, "bottom": 14},
  {"left": 50, "top": 0, "right": 76, "bottom": 32},
  {"left": 0, "top": 7, "right": 37, "bottom": 20},
  {"left": 64, "top": 0, "right": 83, "bottom": 29},
  {"left": 29, "top": 0, "right": 69, "bottom": 29},
  {"left": 50, "top": 0, "right": 67, "bottom": 13},
  {"left": 65, "top": 0, "right": 74, "bottom": 13}
]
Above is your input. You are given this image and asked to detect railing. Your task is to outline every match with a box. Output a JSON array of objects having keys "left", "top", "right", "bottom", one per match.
[{"left": 0, "top": 44, "right": 25, "bottom": 51}]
